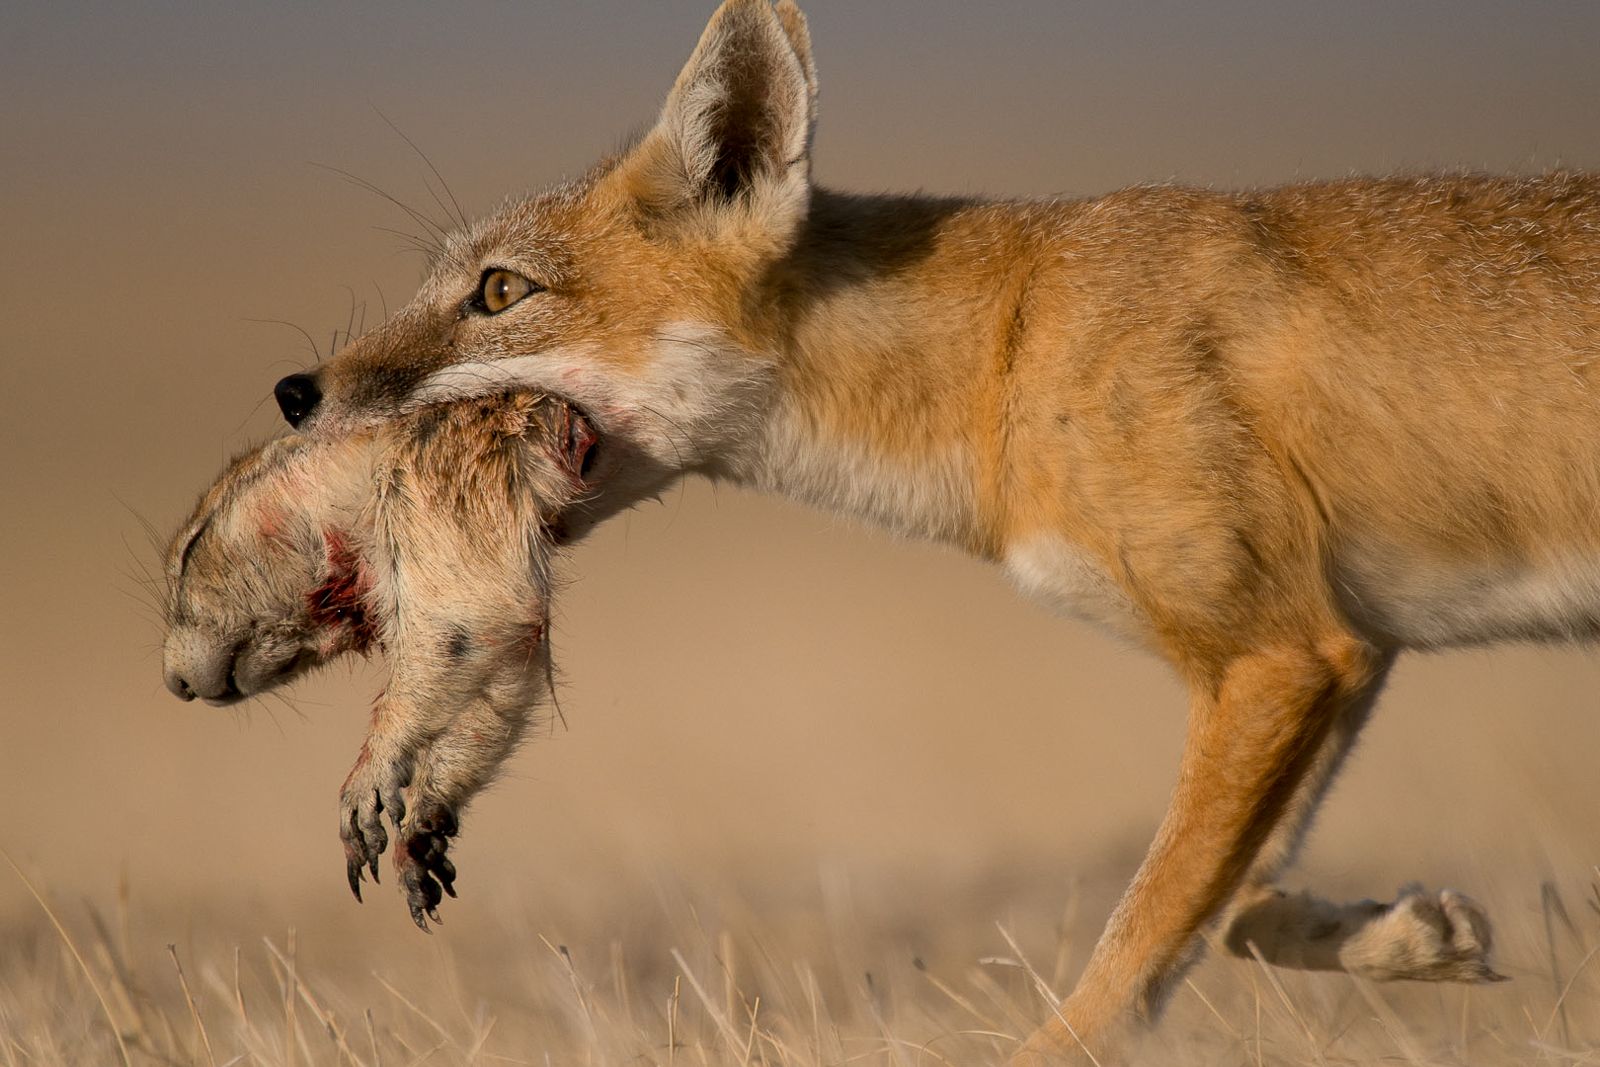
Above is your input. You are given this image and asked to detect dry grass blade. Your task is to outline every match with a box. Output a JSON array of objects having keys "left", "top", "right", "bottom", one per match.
[
  {"left": 610, "top": 939, "right": 633, "bottom": 1025},
  {"left": 398, "top": 1039, "right": 446, "bottom": 1067},
  {"left": 720, "top": 930, "right": 740, "bottom": 1048},
  {"left": 1544, "top": 882, "right": 1581, "bottom": 1050},
  {"left": 1, "top": 849, "right": 132, "bottom": 1067},
  {"left": 796, "top": 963, "right": 823, "bottom": 1065},
  {"left": 1528, "top": 1041, "right": 1600, "bottom": 1065},
  {"left": 373, "top": 973, "right": 458, "bottom": 1051},
  {"left": 858, "top": 977, "right": 912, "bottom": 1067},
  {"left": 1349, "top": 977, "right": 1428, "bottom": 1067},
  {"left": 262, "top": 937, "right": 372, "bottom": 1067},
  {"left": 994, "top": 923, "right": 1103, "bottom": 1067},
  {"left": 740, "top": 995, "right": 760, "bottom": 1066},
  {"left": 965, "top": 964, "right": 1039, "bottom": 1042},
  {"left": 668, "top": 974, "right": 681, "bottom": 1065},
  {"left": 1545, "top": 945, "right": 1600, "bottom": 1042},
  {"left": 167, "top": 944, "right": 217, "bottom": 1067},
  {"left": 283, "top": 929, "right": 300, "bottom": 1067},
  {"left": 1183, "top": 976, "right": 1243, "bottom": 1044},
  {"left": 83, "top": 902, "right": 151, "bottom": 1051},
  {"left": 878, "top": 1035, "right": 960, "bottom": 1067},
  {"left": 538, "top": 937, "right": 599, "bottom": 1049},
  {"left": 366, "top": 1008, "right": 383, "bottom": 1067},
  {"left": 913, "top": 957, "right": 1000, "bottom": 1030},
  {"left": 1242, "top": 941, "right": 1328, "bottom": 1066},
  {"left": 671, "top": 947, "right": 744, "bottom": 1052},
  {"left": 462, "top": 1015, "right": 499, "bottom": 1063},
  {"left": 1, "top": 1018, "right": 20, "bottom": 1067},
  {"left": 231, "top": 944, "right": 256, "bottom": 1041}
]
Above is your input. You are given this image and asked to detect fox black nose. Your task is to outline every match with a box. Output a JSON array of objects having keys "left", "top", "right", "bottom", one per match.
[{"left": 275, "top": 373, "right": 322, "bottom": 428}]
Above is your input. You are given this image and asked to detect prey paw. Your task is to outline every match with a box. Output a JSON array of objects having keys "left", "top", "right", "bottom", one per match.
[
  {"left": 337, "top": 749, "right": 414, "bottom": 902},
  {"left": 1341, "top": 883, "right": 1506, "bottom": 982},
  {"left": 394, "top": 800, "right": 459, "bottom": 932}
]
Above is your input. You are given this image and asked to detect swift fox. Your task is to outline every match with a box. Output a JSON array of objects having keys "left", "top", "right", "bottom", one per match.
[
  {"left": 267, "top": 0, "right": 1596, "bottom": 1059},
  {"left": 163, "top": 392, "right": 596, "bottom": 928}
]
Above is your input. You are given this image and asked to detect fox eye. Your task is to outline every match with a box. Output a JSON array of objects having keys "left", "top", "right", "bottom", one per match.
[{"left": 475, "top": 269, "right": 539, "bottom": 314}]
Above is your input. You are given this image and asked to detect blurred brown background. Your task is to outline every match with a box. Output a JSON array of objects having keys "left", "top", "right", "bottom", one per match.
[{"left": 3, "top": 0, "right": 1598, "bottom": 947}]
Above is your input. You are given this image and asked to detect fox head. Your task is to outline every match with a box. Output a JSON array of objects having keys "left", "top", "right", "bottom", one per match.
[{"left": 281, "top": 0, "right": 818, "bottom": 526}]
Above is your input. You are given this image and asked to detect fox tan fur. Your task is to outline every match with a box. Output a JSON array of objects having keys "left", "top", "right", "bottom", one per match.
[
  {"left": 253, "top": 0, "right": 1600, "bottom": 1060},
  {"left": 163, "top": 393, "right": 593, "bottom": 928}
]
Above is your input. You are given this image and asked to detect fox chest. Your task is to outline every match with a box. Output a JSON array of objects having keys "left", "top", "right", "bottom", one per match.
[{"left": 1002, "top": 534, "right": 1146, "bottom": 639}]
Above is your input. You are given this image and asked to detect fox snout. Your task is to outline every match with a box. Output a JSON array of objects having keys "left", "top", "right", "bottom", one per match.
[
  {"left": 273, "top": 300, "right": 470, "bottom": 433},
  {"left": 275, "top": 372, "right": 322, "bottom": 428}
]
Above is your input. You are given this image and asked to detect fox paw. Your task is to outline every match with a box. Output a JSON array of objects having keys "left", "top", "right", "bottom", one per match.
[
  {"left": 1340, "top": 884, "right": 1506, "bottom": 982},
  {"left": 338, "top": 749, "right": 413, "bottom": 902},
  {"left": 394, "top": 800, "right": 459, "bottom": 932}
]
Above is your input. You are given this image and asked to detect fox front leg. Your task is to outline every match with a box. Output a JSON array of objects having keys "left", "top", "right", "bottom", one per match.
[{"left": 1012, "top": 634, "right": 1387, "bottom": 1064}]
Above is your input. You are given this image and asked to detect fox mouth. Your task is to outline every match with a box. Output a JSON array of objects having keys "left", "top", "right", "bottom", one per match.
[
  {"left": 539, "top": 401, "right": 601, "bottom": 547},
  {"left": 562, "top": 401, "right": 601, "bottom": 484}
]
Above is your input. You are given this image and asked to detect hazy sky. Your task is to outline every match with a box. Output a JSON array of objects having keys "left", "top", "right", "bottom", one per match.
[{"left": 9, "top": 1, "right": 1600, "bottom": 201}]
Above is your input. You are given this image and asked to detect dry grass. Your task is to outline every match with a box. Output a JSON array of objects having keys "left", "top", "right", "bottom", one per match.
[{"left": 4, "top": 854, "right": 1598, "bottom": 1067}]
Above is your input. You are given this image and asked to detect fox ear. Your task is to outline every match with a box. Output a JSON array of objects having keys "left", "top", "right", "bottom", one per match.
[
  {"left": 772, "top": 0, "right": 818, "bottom": 131},
  {"left": 618, "top": 0, "right": 816, "bottom": 234}
]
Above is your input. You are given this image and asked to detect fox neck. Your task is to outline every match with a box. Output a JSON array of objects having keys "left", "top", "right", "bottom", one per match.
[{"left": 716, "top": 188, "right": 1040, "bottom": 559}]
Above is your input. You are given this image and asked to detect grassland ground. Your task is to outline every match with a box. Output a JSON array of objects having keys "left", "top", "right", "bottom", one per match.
[{"left": 4, "top": 848, "right": 1597, "bottom": 1067}]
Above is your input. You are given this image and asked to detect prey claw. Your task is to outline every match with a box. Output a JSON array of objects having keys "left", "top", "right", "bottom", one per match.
[
  {"left": 339, "top": 754, "right": 413, "bottom": 906},
  {"left": 385, "top": 789, "right": 407, "bottom": 830},
  {"left": 395, "top": 799, "right": 457, "bottom": 931}
]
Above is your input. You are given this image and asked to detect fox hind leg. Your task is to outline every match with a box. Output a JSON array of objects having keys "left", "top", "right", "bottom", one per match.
[
  {"left": 1217, "top": 651, "right": 1502, "bottom": 984},
  {"left": 1223, "top": 883, "right": 1503, "bottom": 982}
]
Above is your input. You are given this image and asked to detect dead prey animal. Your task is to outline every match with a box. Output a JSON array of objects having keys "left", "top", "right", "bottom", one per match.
[{"left": 161, "top": 392, "right": 597, "bottom": 928}]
